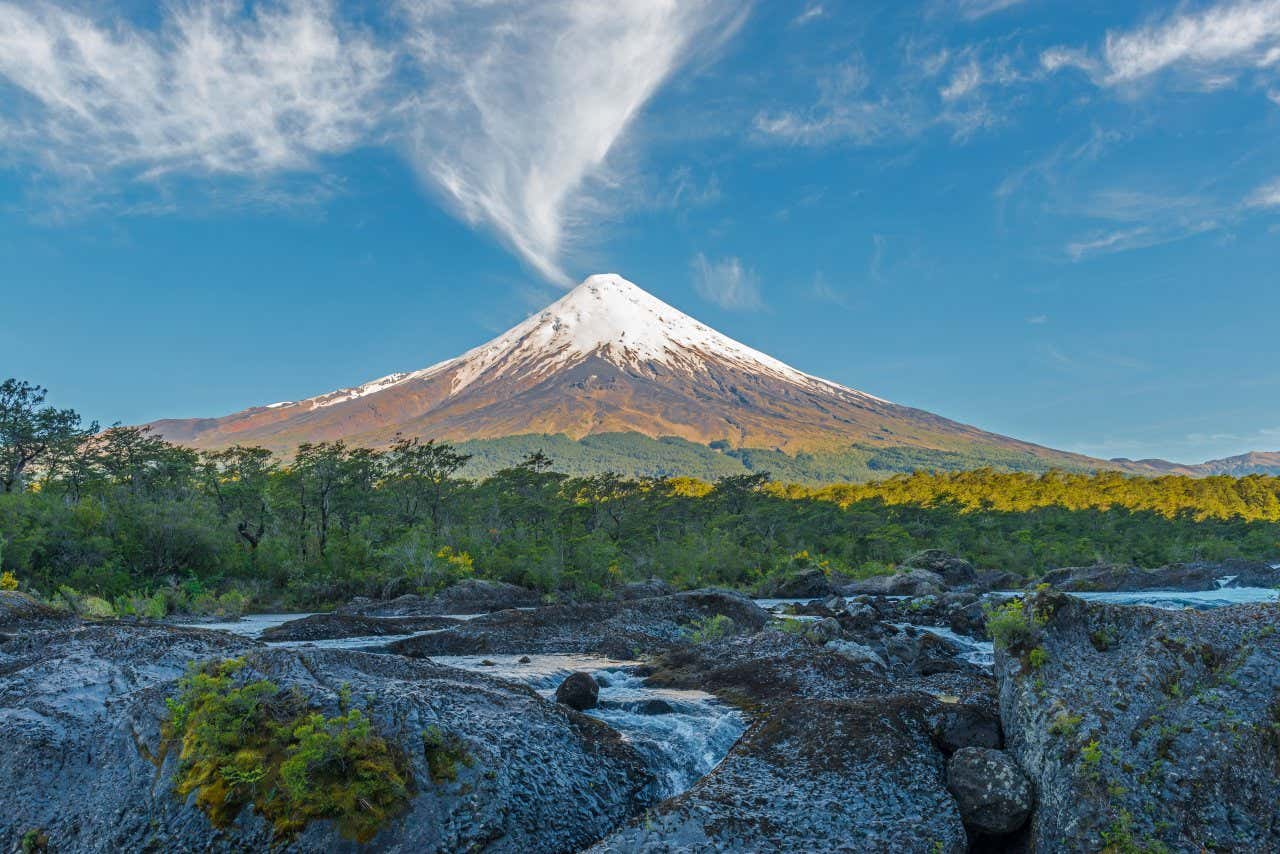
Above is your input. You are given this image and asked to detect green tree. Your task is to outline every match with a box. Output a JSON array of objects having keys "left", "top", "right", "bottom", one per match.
[{"left": 0, "top": 379, "right": 97, "bottom": 493}]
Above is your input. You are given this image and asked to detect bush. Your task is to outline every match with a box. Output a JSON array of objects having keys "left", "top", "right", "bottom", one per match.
[
  {"left": 985, "top": 598, "right": 1034, "bottom": 650},
  {"left": 687, "top": 614, "right": 736, "bottom": 643},
  {"left": 163, "top": 658, "right": 414, "bottom": 843},
  {"left": 0, "top": 570, "right": 18, "bottom": 591}
]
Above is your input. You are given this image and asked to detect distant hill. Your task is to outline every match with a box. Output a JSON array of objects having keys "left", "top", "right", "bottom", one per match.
[{"left": 148, "top": 273, "right": 1273, "bottom": 483}]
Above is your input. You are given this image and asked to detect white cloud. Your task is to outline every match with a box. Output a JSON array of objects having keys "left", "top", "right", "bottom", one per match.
[
  {"left": 400, "top": 0, "right": 747, "bottom": 285},
  {"left": 955, "top": 0, "right": 1024, "bottom": 20},
  {"left": 1246, "top": 176, "right": 1280, "bottom": 205},
  {"left": 691, "top": 253, "right": 764, "bottom": 310},
  {"left": 0, "top": 1, "right": 391, "bottom": 177},
  {"left": 1044, "top": 0, "right": 1280, "bottom": 87},
  {"left": 792, "top": 5, "right": 825, "bottom": 27},
  {"left": 1026, "top": 314, "right": 1048, "bottom": 324},
  {"left": 0, "top": 0, "right": 747, "bottom": 285}
]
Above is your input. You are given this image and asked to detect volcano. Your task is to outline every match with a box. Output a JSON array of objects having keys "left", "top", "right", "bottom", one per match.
[{"left": 149, "top": 273, "right": 1118, "bottom": 475}]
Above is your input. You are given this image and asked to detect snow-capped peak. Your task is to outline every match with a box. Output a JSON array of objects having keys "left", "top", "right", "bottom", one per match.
[{"left": 299, "top": 273, "right": 882, "bottom": 410}]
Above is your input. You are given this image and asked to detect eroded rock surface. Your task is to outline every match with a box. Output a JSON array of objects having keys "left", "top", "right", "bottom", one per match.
[
  {"left": 996, "top": 590, "right": 1280, "bottom": 852},
  {"left": 259, "top": 612, "right": 461, "bottom": 642},
  {"left": 0, "top": 624, "right": 656, "bottom": 852},
  {"left": 389, "top": 590, "right": 770, "bottom": 659},
  {"left": 340, "top": 578, "right": 541, "bottom": 617}
]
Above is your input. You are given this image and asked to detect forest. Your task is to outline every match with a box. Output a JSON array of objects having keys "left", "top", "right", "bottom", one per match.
[{"left": 3, "top": 378, "right": 1279, "bottom": 617}]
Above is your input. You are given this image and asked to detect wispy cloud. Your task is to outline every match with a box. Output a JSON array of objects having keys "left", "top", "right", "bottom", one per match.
[
  {"left": 401, "top": 0, "right": 747, "bottom": 285},
  {"left": 691, "top": 253, "right": 764, "bottom": 310},
  {"left": 0, "top": 0, "right": 748, "bottom": 285},
  {"left": 0, "top": 0, "right": 390, "bottom": 177},
  {"left": 954, "top": 0, "right": 1025, "bottom": 21},
  {"left": 1043, "top": 0, "right": 1280, "bottom": 87},
  {"left": 1026, "top": 314, "right": 1048, "bottom": 324},
  {"left": 1246, "top": 176, "right": 1280, "bottom": 206},
  {"left": 792, "top": 5, "right": 825, "bottom": 27}
]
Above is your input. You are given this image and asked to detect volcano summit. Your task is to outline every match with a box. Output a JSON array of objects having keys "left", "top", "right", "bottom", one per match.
[{"left": 149, "top": 274, "right": 1117, "bottom": 477}]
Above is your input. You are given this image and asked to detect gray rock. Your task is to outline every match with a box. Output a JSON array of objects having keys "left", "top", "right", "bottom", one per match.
[
  {"left": 390, "top": 589, "right": 770, "bottom": 658},
  {"left": 842, "top": 601, "right": 879, "bottom": 631},
  {"left": 0, "top": 590, "right": 74, "bottom": 632},
  {"left": 1038, "top": 559, "right": 1280, "bottom": 593},
  {"left": 259, "top": 612, "right": 460, "bottom": 642},
  {"left": 946, "top": 747, "right": 1032, "bottom": 835},
  {"left": 840, "top": 568, "right": 945, "bottom": 598},
  {"left": 824, "top": 639, "right": 887, "bottom": 672},
  {"left": 904, "top": 550, "right": 977, "bottom": 587},
  {"left": 617, "top": 578, "right": 675, "bottom": 600},
  {"left": 757, "top": 568, "right": 834, "bottom": 599},
  {"left": 996, "top": 590, "right": 1280, "bottom": 852},
  {"left": 340, "top": 578, "right": 540, "bottom": 616},
  {"left": 805, "top": 617, "right": 843, "bottom": 644},
  {"left": 0, "top": 623, "right": 655, "bottom": 852},
  {"left": 592, "top": 698, "right": 967, "bottom": 853},
  {"left": 555, "top": 671, "right": 600, "bottom": 710}
]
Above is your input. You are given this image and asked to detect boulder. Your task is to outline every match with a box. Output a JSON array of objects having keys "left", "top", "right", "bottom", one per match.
[
  {"left": 390, "top": 589, "right": 770, "bottom": 659},
  {"left": 617, "top": 578, "right": 675, "bottom": 600},
  {"left": 840, "top": 568, "right": 944, "bottom": 598},
  {"left": 259, "top": 612, "right": 460, "bottom": 642},
  {"left": 805, "top": 617, "right": 843, "bottom": 644},
  {"left": 996, "top": 589, "right": 1280, "bottom": 851},
  {"left": 340, "top": 579, "right": 540, "bottom": 616},
  {"left": 824, "top": 639, "right": 887, "bottom": 672},
  {"left": 555, "top": 671, "right": 600, "bottom": 711},
  {"left": 1037, "top": 559, "right": 1280, "bottom": 593},
  {"left": 884, "top": 626, "right": 972, "bottom": 676},
  {"left": 757, "top": 568, "right": 834, "bottom": 599},
  {"left": 841, "top": 601, "right": 879, "bottom": 631},
  {"left": 591, "top": 698, "right": 967, "bottom": 853},
  {"left": 0, "top": 623, "right": 655, "bottom": 852},
  {"left": 946, "top": 747, "right": 1033, "bottom": 835},
  {"left": 972, "top": 569, "right": 1024, "bottom": 592},
  {"left": 904, "top": 550, "right": 976, "bottom": 587}
]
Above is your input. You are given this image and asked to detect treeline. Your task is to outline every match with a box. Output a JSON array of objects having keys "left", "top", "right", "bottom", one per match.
[{"left": 2, "top": 379, "right": 1278, "bottom": 615}]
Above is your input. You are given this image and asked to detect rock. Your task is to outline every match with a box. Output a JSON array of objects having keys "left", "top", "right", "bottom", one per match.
[
  {"left": 930, "top": 700, "right": 1002, "bottom": 754},
  {"left": 841, "top": 601, "right": 878, "bottom": 631},
  {"left": 1038, "top": 559, "right": 1280, "bottom": 593},
  {"left": 972, "top": 569, "right": 1024, "bottom": 592},
  {"left": 904, "top": 550, "right": 976, "bottom": 587},
  {"left": 339, "top": 578, "right": 540, "bottom": 616},
  {"left": 805, "top": 617, "right": 843, "bottom": 644},
  {"left": 555, "top": 671, "right": 600, "bottom": 710},
  {"left": 757, "top": 568, "right": 834, "bottom": 599},
  {"left": 946, "top": 747, "right": 1033, "bottom": 835},
  {"left": 822, "top": 595, "right": 846, "bottom": 613},
  {"left": 518, "top": 655, "right": 531, "bottom": 663},
  {"left": 592, "top": 698, "right": 967, "bottom": 853},
  {"left": 0, "top": 590, "right": 75, "bottom": 632},
  {"left": 618, "top": 578, "right": 675, "bottom": 600},
  {"left": 0, "top": 623, "right": 655, "bottom": 852},
  {"left": 390, "top": 589, "right": 770, "bottom": 658},
  {"left": 824, "top": 639, "right": 886, "bottom": 672},
  {"left": 884, "top": 626, "right": 973, "bottom": 676},
  {"left": 996, "top": 589, "right": 1280, "bottom": 852},
  {"left": 259, "top": 612, "right": 460, "bottom": 642},
  {"left": 840, "top": 568, "right": 945, "bottom": 598}
]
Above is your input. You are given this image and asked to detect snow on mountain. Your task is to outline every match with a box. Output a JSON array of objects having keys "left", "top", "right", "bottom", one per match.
[{"left": 146, "top": 273, "right": 1108, "bottom": 473}]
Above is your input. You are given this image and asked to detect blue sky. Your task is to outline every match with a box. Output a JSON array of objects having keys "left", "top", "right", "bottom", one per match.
[{"left": 2, "top": 0, "right": 1279, "bottom": 463}]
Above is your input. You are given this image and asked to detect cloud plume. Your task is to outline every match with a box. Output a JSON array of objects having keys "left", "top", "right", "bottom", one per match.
[
  {"left": 0, "top": 0, "right": 746, "bottom": 284},
  {"left": 400, "top": 1, "right": 745, "bottom": 285}
]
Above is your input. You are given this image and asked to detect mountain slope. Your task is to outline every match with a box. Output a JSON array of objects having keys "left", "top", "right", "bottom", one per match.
[{"left": 150, "top": 274, "right": 1114, "bottom": 473}]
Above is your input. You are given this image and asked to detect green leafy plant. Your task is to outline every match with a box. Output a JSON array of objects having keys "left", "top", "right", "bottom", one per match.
[
  {"left": 687, "top": 614, "right": 736, "bottom": 643},
  {"left": 161, "top": 658, "right": 414, "bottom": 843}
]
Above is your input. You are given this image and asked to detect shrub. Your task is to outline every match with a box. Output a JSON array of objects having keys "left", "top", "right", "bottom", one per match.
[
  {"left": 1049, "top": 711, "right": 1083, "bottom": 737},
  {"left": 422, "top": 725, "right": 474, "bottom": 783},
  {"left": 1028, "top": 647, "right": 1049, "bottom": 669},
  {"left": 985, "top": 598, "right": 1034, "bottom": 650},
  {"left": 0, "top": 570, "right": 18, "bottom": 591},
  {"left": 162, "top": 658, "right": 414, "bottom": 843},
  {"left": 687, "top": 614, "right": 736, "bottom": 643}
]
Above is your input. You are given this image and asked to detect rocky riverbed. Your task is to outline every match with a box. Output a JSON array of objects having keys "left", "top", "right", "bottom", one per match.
[{"left": 2, "top": 556, "right": 1279, "bottom": 852}]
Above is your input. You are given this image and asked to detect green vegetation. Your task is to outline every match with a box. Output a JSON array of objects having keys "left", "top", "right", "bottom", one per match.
[
  {"left": 4, "top": 378, "right": 1280, "bottom": 612},
  {"left": 421, "top": 725, "right": 474, "bottom": 783},
  {"left": 162, "top": 658, "right": 413, "bottom": 842},
  {"left": 687, "top": 614, "right": 737, "bottom": 643}
]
